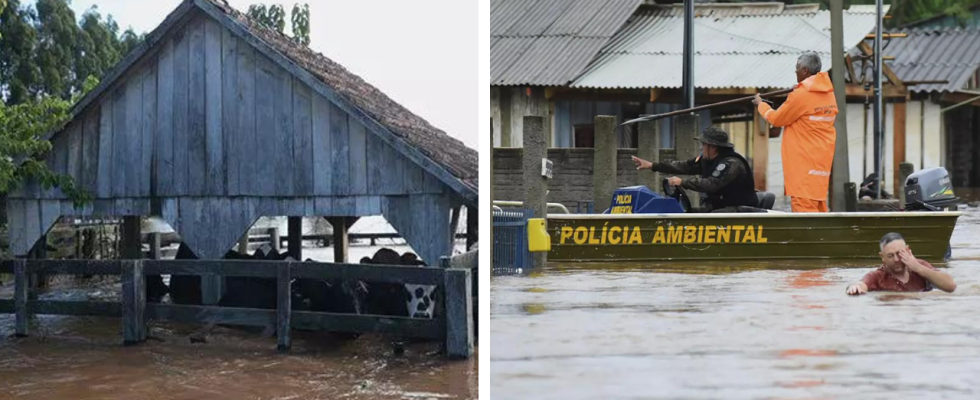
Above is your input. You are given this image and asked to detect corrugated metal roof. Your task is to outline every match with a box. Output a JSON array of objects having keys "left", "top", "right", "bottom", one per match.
[
  {"left": 571, "top": 5, "right": 885, "bottom": 89},
  {"left": 490, "top": 0, "right": 642, "bottom": 86},
  {"left": 885, "top": 27, "right": 980, "bottom": 93}
]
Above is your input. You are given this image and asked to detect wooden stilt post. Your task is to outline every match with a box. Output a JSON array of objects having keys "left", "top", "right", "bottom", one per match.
[
  {"left": 149, "top": 233, "right": 161, "bottom": 259},
  {"left": 288, "top": 217, "right": 302, "bottom": 261},
  {"left": 122, "top": 260, "right": 146, "bottom": 345},
  {"left": 752, "top": 111, "right": 769, "bottom": 192},
  {"left": 14, "top": 259, "right": 28, "bottom": 337},
  {"left": 466, "top": 206, "right": 477, "bottom": 250},
  {"left": 328, "top": 217, "right": 349, "bottom": 263},
  {"left": 269, "top": 227, "right": 281, "bottom": 252},
  {"left": 29, "top": 234, "right": 47, "bottom": 299},
  {"left": 442, "top": 261, "right": 473, "bottom": 359},
  {"left": 120, "top": 217, "right": 141, "bottom": 259},
  {"left": 238, "top": 233, "right": 249, "bottom": 255},
  {"left": 276, "top": 262, "right": 291, "bottom": 352}
]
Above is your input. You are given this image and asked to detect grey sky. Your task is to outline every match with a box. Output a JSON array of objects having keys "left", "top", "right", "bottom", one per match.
[{"left": 58, "top": 0, "right": 477, "bottom": 149}]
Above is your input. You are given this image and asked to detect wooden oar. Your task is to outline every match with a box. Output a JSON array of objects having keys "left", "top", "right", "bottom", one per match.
[{"left": 620, "top": 88, "right": 795, "bottom": 126}]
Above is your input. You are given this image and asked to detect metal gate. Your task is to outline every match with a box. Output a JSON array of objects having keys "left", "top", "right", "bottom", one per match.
[{"left": 492, "top": 208, "right": 533, "bottom": 275}]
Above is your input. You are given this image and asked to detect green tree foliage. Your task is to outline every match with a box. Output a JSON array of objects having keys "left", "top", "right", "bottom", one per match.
[
  {"left": 75, "top": 8, "right": 122, "bottom": 98},
  {"left": 0, "top": 0, "right": 142, "bottom": 203},
  {"left": 0, "top": 0, "right": 40, "bottom": 105},
  {"left": 0, "top": 76, "right": 97, "bottom": 204},
  {"left": 291, "top": 3, "right": 310, "bottom": 46},
  {"left": 35, "top": 0, "right": 79, "bottom": 100},
  {"left": 247, "top": 3, "right": 310, "bottom": 46},
  {"left": 1, "top": 1, "right": 142, "bottom": 105}
]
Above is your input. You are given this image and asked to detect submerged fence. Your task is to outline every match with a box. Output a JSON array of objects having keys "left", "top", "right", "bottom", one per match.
[
  {"left": 492, "top": 208, "right": 532, "bottom": 275},
  {"left": 0, "top": 256, "right": 474, "bottom": 359}
]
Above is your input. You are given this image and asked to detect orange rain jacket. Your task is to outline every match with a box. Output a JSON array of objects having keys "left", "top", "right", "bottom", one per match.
[{"left": 757, "top": 72, "right": 838, "bottom": 201}]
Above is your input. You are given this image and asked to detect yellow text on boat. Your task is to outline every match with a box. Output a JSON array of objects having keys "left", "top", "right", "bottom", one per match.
[{"left": 557, "top": 224, "right": 769, "bottom": 245}]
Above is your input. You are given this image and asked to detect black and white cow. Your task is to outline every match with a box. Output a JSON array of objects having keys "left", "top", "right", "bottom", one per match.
[{"left": 360, "top": 248, "right": 438, "bottom": 320}]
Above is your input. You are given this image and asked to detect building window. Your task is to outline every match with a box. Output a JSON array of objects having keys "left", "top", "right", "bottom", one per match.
[{"left": 574, "top": 124, "right": 594, "bottom": 148}]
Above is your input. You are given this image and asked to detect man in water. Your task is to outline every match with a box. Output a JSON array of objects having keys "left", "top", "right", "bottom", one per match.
[
  {"left": 631, "top": 126, "right": 757, "bottom": 213},
  {"left": 751, "top": 52, "right": 837, "bottom": 213},
  {"left": 846, "top": 232, "right": 956, "bottom": 295}
]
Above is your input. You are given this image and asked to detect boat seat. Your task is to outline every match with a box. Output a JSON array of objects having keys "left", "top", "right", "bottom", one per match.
[{"left": 756, "top": 191, "right": 776, "bottom": 210}]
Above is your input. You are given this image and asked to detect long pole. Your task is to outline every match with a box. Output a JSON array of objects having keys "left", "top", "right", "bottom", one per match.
[
  {"left": 874, "top": 0, "right": 884, "bottom": 198},
  {"left": 683, "top": 0, "right": 694, "bottom": 109},
  {"left": 622, "top": 88, "right": 794, "bottom": 126}
]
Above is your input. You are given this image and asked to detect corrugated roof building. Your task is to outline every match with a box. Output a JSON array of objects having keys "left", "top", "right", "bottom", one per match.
[
  {"left": 490, "top": 0, "right": 642, "bottom": 86},
  {"left": 885, "top": 27, "right": 980, "bottom": 94},
  {"left": 572, "top": 3, "right": 884, "bottom": 89}
]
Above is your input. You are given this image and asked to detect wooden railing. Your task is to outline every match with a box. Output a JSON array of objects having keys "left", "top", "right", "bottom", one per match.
[{"left": 0, "top": 254, "right": 474, "bottom": 358}]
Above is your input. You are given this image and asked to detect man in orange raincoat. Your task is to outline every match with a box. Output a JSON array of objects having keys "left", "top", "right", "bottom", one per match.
[{"left": 752, "top": 53, "right": 838, "bottom": 213}]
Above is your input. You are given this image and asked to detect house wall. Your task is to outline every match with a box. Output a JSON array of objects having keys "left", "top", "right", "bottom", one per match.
[
  {"left": 490, "top": 86, "right": 550, "bottom": 148},
  {"left": 492, "top": 148, "right": 641, "bottom": 211}
]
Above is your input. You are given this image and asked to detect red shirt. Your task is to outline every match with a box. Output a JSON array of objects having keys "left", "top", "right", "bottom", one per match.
[{"left": 861, "top": 259, "right": 937, "bottom": 292}]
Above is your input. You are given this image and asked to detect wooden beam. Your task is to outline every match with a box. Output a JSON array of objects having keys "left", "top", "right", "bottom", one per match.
[
  {"left": 14, "top": 259, "right": 28, "bottom": 337},
  {"left": 277, "top": 262, "right": 291, "bottom": 352},
  {"left": 940, "top": 92, "right": 980, "bottom": 107},
  {"left": 752, "top": 111, "right": 768, "bottom": 191},
  {"left": 291, "top": 311, "right": 443, "bottom": 339},
  {"left": 465, "top": 206, "right": 477, "bottom": 250},
  {"left": 845, "top": 84, "right": 907, "bottom": 99},
  {"left": 856, "top": 42, "right": 905, "bottom": 87},
  {"left": 121, "top": 216, "right": 142, "bottom": 259},
  {"left": 147, "top": 304, "right": 275, "bottom": 327},
  {"left": 706, "top": 88, "right": 757, "bottom": 96},
  {"left": 893, "top": 102, "right": 907, "bottom": 192},
  {"left": 288, "top": 216, "right": 302, "bottom": 261},
  {"left": 328, "top": 217, "right": 349, "bottom": 263},
  {"left": 26, "top": 301, "right": 121, "bottom": 317},
  {"left": 864, "top": 33, "right": 908, "bottom": 39},
  {"left": 443, "top": 267, "right": 473, "bottom": 359},
  {"left": 122, "top": 260, "right": 147, "bottom": 345}
]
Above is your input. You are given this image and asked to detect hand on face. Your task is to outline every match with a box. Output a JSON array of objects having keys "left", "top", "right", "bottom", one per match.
[{"left": 898, "top": 247, "right": 917, "bottom": 269}]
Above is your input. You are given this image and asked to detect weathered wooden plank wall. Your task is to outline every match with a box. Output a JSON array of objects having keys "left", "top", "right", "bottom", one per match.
[{"left": 5, "top": 13, "right": 462, "bottom": 260}]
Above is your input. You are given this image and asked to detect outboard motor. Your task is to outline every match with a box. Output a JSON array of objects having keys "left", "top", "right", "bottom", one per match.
[{"left": 904, "top": 167, "right": 959, "bottom": 211}]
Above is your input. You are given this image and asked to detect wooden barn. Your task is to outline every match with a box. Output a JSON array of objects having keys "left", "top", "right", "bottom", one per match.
[{"left": 5, "top": 0, "right": 478, "bottom": 265}]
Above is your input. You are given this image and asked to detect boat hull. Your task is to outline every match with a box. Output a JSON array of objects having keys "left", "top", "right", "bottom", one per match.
[{"left": 547, "top": 211, "right": 961, "bottom": 262}]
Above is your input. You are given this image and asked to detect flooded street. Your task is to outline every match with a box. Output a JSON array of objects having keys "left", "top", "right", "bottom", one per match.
[
  {"left": 488, "top": 206, "right": 980, "bottom": 399},
  {"left": 0, "top": 238, "right": 477, "bottom": 400},
  {"left": 0, "top": 322, "right": 476, "bottom": 400}
]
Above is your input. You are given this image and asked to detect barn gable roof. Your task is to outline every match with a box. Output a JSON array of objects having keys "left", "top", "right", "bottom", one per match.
[{"left": 63, "top": 0, "right": 477, "bottom": 205}]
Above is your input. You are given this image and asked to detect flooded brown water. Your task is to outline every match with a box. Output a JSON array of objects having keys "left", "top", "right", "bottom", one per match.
[
  {"left": 488, "top": 205, "right": 980, "bottom": 399},
  {"left": 0, "top": 317, "right": 476, "bottom": 400}
]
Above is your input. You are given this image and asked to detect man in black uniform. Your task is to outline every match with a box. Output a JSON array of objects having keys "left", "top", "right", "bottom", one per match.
[{"left": 631, "top": 126, "right": 757, "bottom": 213}]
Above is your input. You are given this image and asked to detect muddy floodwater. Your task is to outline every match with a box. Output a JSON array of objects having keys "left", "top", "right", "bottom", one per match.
[
  {"left": 0, "top": 243, "right": 477, "bottom": 400},
  {"left": 488, "top": 205, "right": 980, "bottom": 399}
]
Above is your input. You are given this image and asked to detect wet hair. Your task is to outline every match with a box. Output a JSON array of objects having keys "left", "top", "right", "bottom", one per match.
[
  {"left": 879, "top": 232, "right": 905, "bottom": 251},
  {"left": 797, "top": 52, "right": 822, "bottom": 74}
]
